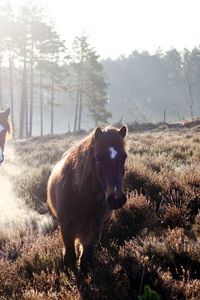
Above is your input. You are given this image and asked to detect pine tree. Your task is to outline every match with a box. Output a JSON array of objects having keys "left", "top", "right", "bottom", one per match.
[{"left": 69, "top": 34, "right": 111, "bottom": 131}]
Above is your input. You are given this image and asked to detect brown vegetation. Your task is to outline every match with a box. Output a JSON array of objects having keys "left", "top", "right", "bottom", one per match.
[{"left": 0, "top": 128, "right": 200, "bottom": 299}]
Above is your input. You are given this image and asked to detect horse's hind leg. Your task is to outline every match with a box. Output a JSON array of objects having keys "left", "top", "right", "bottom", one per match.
[{"left": 59, "top": 225, "right": 76, "bottom": 270}]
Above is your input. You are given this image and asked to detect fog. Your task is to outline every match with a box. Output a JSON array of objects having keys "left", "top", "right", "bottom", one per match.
[{"left": 0, "top": 145, "right": 53, "bottom": 239}]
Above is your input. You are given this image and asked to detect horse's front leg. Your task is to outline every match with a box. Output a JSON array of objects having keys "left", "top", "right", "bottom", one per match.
[
  {"left": 80, "top": 244, "right": 94, "bottom": 272},
  {"left": 59, "top": 225, "right": 76, "bottom": 270},
  {"left": 80, "top": 229, "right": 101, "bottom": 273}
]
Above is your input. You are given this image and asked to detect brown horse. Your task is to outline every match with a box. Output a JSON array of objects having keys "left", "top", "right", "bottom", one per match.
[
  {"left": 47, "top": 125, "right": 128, "bottom": 271},
  {"left": 0, "top": 108, "right": 10, "bottom": 166}
]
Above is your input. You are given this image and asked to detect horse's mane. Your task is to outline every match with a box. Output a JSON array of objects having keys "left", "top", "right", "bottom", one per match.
[{"left": 63, "top": 130, "right": 96, "bottom": 191}]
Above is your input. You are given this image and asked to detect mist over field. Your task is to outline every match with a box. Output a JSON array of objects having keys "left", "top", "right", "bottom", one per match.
[{"left": 0, "top": 144, "right": 53, "bottom": 239}]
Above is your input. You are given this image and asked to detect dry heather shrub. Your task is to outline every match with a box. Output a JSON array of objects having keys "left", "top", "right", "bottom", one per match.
[
  {"left": 125, "top": 144, "right": 200, "bottom": 226},
  {"left": 158, "top": 269, "right": 200, "bottom": 300},
  {"left": 15, "top": 135, "right": 76, "bottom": 167},
  {"left": 125, "top": 157, "right": 163, "bottom": 208},
  {"left": 192, "top": 211, "right": 200, "bottom": 238},
  {"left": 0, "top": 259, "right": 27, "bottom": 298},
  {"left": 102, "top": 193, "right": 158, "bottom": 247},
  {"left": 12, "top": 164, "right": 51, "bottom": 212},
  {"left": 144, "top": 155, "right": 170, "bottom": 173},
  {"left": 182, "top": 167, "right": 200, "bottom": 191},
  {"left": 120, "top": 228, "right": 200, "bottom": 299},
  {"left": 0, "top": 233, "right": 73, "bottom": 299},
  {"left": 125, "top": 157, "right": 185, "bottom": 215},
  {"left": 23, "top": 288, "right": 79, "bottom": 300},
  {"left": 77, "top": 246, "right": 131, "bottom": 300},
  {"left": 17, "top": 233, "right": 63, "bottom": 275},
  {"left": 1, "top": 129, "right": 200, "bottom": 300},
  {"left": 160, "top": 204, "right": 189, "bottom": 228},
  {"left": 23, "top": 271, "right": 79, "bottom": 300}
]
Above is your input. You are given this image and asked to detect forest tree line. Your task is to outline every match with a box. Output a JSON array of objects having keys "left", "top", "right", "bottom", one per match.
[
  {"left": 1, "top": 1, "right": 200, "bottom": 137},
  {"left": 104, "top": 48, "right": 200, "bottom": 124},
  {"left": 0, "top": 1, "right": 110, "bottom": 138}
]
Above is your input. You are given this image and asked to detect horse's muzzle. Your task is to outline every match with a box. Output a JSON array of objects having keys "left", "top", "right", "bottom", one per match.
[{"left": 107, "top": 192, "right": 127, "bottom": 210}]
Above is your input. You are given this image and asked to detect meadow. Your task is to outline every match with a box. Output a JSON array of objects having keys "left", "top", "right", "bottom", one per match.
[{"left": 0, "top": 126, "right": 200, "bottom": 300}]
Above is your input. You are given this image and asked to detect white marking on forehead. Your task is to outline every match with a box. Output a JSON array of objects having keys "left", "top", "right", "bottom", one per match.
[
  {"left": 108, "top": 147, "right": 118, "bottom": 160},
  {"left": 0, "top": 146, "right": 3, "bottom": 162},
  {"left": 0, "top": 124, "right": 4, "bottom": 133}
]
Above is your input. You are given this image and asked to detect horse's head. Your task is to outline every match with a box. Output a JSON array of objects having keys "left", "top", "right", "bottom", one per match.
[
  {"left": 0, "top": 108, "right": 10, "bottom": 165},
  {"left": 94, "top": 126, "right": 128, "bottom": 210}
]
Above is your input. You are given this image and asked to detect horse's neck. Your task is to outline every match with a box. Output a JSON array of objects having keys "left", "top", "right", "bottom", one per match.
[{"left": 74, "top": 146, "right": 104, "bottom": 196}]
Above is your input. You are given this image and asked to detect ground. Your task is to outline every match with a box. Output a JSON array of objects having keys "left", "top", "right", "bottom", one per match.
[{"left": 0, "top": 127, "right": 200, "bottom": 299}]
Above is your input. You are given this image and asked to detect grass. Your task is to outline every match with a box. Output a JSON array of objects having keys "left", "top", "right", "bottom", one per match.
[{"left": 0, "top": 128, "right": 200, "bottom": 299}]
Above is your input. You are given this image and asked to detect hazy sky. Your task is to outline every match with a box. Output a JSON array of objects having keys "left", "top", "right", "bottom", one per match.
[{"left": 9, "top": 0, "right": 200, "bottom": 58}]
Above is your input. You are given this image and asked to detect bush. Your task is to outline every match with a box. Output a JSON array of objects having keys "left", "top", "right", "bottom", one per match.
[
  {"left": 12, "top": 165, "right": 51, "bottom": 213},
  {"left": 1, "top": 128, "right": 200, "bottom": 299}
]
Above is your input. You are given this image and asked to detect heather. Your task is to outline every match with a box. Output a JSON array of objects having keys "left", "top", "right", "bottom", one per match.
[{"left": 0, "top": 128, "right": 200, "bottom": 299}]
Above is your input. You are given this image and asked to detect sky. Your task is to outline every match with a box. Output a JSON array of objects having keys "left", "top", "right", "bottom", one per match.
[{"left": 8, "top": 0, "right": 200, "bottom": 59}]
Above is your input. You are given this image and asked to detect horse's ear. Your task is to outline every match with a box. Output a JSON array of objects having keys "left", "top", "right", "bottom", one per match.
[
  {"left": 4, "top": 108, "right": 10, "bottom": 119},
  {"left": 94, "top": 127, "right": 103, "bottom": 140},
  {"left": 119, "top": 125, "right": 128, "bottom": 139}
]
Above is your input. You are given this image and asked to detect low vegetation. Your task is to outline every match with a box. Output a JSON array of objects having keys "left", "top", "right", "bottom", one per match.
[{"left": 0, "top": 128, "right": 200, "bottom": 299}]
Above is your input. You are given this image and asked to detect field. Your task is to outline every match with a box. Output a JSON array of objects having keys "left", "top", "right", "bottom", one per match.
[{"left": 0, "top": 126, "right": 200, "bottom": 300}]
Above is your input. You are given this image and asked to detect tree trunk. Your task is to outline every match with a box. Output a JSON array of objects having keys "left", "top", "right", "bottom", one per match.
[
  {"left": 9, "top": 54, "right": 14, "bottom": 137},
  {"left": 19, "top": 54, "right": 27, "bottom": 138},
  {"left": 25, "top": 69, "right": 29, "bottom": 137},
  {"left": 50, "top": 74, "right": 54, "bottom": 135},
  {"left": 188, "top": 83, "right": 194, "bottom": 120},
  {"left": 73, "top": 77, "right": 80, "bottom": 132},
  {"left": 29, "top": 39, "right": 34, "bottom": 137},
  {"left": 78, "top": 74, "right": 83, "bottom": 131},
  {"left": 40, "top": 70, "right": 43, "bottom": 137},
  {"left": 0, "top": 54, "right": 3, "bottom": 110}
]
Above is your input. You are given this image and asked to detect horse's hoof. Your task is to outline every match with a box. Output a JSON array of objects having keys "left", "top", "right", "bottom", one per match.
[{"left": 80, "top": 257, "right": 94, "bottom": 275}]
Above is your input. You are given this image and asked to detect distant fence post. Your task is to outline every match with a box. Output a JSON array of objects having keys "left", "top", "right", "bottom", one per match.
[{"left": 164, "top": 110, "right": 166, "bottom": 124}]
